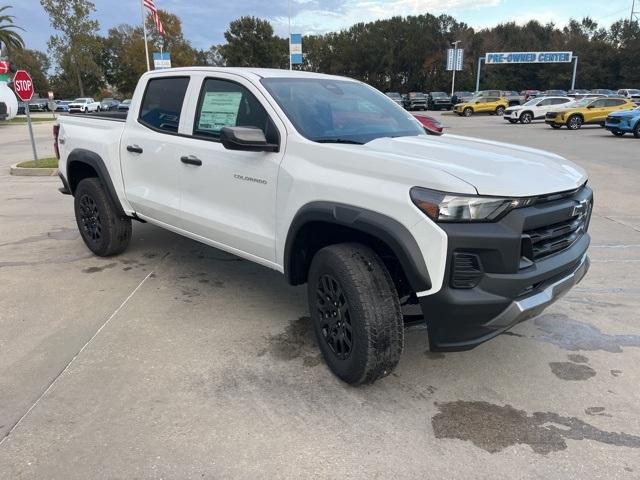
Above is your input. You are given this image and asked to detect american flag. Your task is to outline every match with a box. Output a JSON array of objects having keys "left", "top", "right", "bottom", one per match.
[{"left": 143, "top": 0, "right": 165, "bottom": 36}]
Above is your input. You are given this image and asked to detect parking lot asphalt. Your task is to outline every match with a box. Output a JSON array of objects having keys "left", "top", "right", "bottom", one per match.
[{"left": 1, "top": 114, "right": 639, "bottom": 479}]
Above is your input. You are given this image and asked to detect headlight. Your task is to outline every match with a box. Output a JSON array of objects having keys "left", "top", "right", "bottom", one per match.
[{"left": 410, "top": 187, "right": 535, "bottom": 222}]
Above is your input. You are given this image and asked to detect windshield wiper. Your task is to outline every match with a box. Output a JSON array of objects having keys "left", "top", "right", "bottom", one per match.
[{"left": 314, "top": 138, "right": 364, "bottom": 145}]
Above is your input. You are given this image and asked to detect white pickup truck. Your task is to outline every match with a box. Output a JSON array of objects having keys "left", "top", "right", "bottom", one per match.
[{"left": 55, "top": 68, "right": 592, "bottom": 384}]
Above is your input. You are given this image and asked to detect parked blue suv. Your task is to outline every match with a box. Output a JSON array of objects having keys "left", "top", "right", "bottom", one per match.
[{"left": 605, "top": 107, "right": 640, "bottom": 138}]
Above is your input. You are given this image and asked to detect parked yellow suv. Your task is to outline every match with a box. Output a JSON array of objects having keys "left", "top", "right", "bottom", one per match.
[
  {"left": 545, "top": 97, "right": 635, "bottom": 130},
  {"left": 454, "top": 96, "right": 509, "bottom": 117}
]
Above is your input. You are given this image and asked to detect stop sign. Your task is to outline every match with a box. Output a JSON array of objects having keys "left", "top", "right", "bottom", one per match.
[
  {"left": 0, "top": 61, "right": 9, "bottom": 75},
  {"left": 13, "top": 70, "right": 34, "bottom": 102}
]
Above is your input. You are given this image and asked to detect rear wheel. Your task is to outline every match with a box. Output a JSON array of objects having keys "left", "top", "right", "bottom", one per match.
[
  {"left": 74, "top": 178, "right": 132, "bottom": 256},
  {"left": 463, "top": 107, "right": 473, "bottom": 117},
  {"left": 567, "top": 115, "right": 583, "bottom": 130},
  {"left": 520, "top": 112, "right": 533, "bottom": 124},
  {"left": 307, "top": 243, "right": 403, "bottom": 385},
  {"left": 495, "top": 106, "right": 505, "bottom": 116}
]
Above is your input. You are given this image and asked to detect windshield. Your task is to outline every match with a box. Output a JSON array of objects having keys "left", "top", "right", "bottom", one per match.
[
  {"left": 628, "top": 89, "right": 640, "bottom": 95},
  {"left": 523, "top": 98, "right": 541, "bottom": 106},
  {"left": 123, "top": 100, "right": 131, "bottom": 104},
  {"left": 431, "top": 92, "right": 447, "bottom": 98},
  {"left": 261, "top": 78, "right": 425, "bottom": 144},
  {"left": 570, "top": 98, "right": 593, "bottom": 108},
  {"left": 386, "top": 92, "right": 401, "bottom": 99},
  {"left": 73, "top": 98, "right": 88, "bottom": 102}
]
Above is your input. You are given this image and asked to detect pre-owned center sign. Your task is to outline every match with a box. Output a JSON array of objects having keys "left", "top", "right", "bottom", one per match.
[{"left": 485, "top": 51, "right": 573, "bottom": 64}]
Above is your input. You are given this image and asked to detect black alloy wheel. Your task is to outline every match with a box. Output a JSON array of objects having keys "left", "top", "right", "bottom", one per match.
[
  {"left": 78, "top": 193, "right": 102, "bottom": 245},
  {"left": 316, "top": 274, "right": 353, "bottom": 360}
]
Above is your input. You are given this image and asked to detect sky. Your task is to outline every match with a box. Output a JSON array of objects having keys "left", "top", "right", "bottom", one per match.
[{"left": 8, "top": 0, "right": 635, "bottom": 54}]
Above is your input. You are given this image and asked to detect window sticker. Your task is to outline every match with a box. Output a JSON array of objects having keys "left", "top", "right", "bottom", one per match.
[{"left": 197, "top": 91, "right": 242, "bottom": 133}]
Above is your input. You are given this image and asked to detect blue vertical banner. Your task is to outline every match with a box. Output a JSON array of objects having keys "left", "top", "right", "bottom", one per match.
[
  {"left": 153, "top": 52, "right": 171, "bottom": 70},
  {"left": 290, "top": 34, "right": 303, "bottom": 65}
]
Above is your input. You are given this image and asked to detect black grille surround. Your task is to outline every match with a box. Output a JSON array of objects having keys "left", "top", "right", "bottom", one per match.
[
  {"left": 522, "top": 201, "right": 591, "bottom": 261},
  {"left": 606, "top": 116, "right": 620, "bottom": 125}
]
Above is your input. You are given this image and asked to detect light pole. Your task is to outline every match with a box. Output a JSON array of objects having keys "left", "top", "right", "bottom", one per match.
[{"left": 451, "top": 40, "right": 461, "bottom": 97}]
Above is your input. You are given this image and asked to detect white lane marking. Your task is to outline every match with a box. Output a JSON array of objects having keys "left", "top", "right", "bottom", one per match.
[{"left": 0, "top": 271, "right": 154, "bottom": 447}]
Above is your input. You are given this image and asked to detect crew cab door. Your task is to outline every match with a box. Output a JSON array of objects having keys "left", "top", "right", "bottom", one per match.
[
  {"left": 171, "top": 73, "right": 285, "bottom": 265},
  {"left": 120, "top": 75, "right": 191, "bottom": 226}
]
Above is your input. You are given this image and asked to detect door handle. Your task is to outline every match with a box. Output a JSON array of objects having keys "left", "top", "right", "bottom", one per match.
[
  {"left": 127, "top": 145, "right": 143, "bottom": 154},
  {"left": 180, "top": 155, "right": 202, "bottom": 166}
]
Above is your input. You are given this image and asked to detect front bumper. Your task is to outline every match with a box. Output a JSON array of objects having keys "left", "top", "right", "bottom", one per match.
[{"left": 420, "top": 185, "right": 592, "bottom": 351}]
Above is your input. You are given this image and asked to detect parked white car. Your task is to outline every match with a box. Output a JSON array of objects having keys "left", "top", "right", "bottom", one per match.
[
  {"left": 55, "top": 68, "right": 592, "bottom": 384},
  {"left": 68, "top": 97, "right": 100, "bottom": 113},
  {"left": 503, "top": 96, "right": 573, "bottom": 124}
]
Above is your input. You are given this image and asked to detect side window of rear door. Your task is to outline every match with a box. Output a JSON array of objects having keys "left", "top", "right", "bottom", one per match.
[
  {"left": 192, "top": 78, "right": 278, "bottom": 144},
  {"left": 139, "top": 77, "right": 190, "bottom": 133}
]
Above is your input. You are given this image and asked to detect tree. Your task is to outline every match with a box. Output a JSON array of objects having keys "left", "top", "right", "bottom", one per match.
[
  {"left": 219, "top": 17, "right": 287, "bottom": 68},
  {"left": 0, "top": 5, "right": 24, "bottom": 52},
  {"left": 7, "top": 48, "right": 50, "bottom": 95},
  {"left": 145, "top": 10, "right": 197, "bottom": 68},
  {"left": 99, "top": 24, "right": 147, "bottom": 97},
  {"left": 40, "top": 0, "right": 103, "bottom": 96}
]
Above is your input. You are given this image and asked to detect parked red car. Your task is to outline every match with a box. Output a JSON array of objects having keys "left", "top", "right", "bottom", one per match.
[{"left": 412, "top": 113, "right": 444, "bottom": 135}]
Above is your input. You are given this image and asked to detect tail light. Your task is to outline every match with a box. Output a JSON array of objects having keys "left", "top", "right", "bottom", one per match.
[{"left": 53, "top": 124, "right": 60, "bottom": 159}]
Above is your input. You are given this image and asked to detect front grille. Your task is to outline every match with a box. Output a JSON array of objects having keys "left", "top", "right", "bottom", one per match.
[
  {"left": 522, "top": 201, "right": 591, "bottom": 261},
  {"left": 545, "top": 112, "right": 558, "bottom": 119},
  {"left": 606, "top": 116, "right": 620, "bottom": 124}
]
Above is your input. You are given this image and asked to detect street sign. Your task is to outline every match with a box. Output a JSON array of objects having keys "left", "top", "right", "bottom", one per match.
[
  {"left": 12, "top": 70, "right": 39, "bottom": 163},
  {"left": 446, "top": 48, "right": 464, "bottom": 71},
  {"left": 0, "top": 60, "right": 9, "bottom": 75},
  {"left": 13, "top": 70, "right": 34, "bottom": 102}
]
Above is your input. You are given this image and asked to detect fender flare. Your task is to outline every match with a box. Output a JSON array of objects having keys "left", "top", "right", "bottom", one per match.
[
  {"left": 284, "top": 201, "right": 431, "bottom": 292},
  {"left": 66, "top": 148, "right": 126, "bottom": 217}
]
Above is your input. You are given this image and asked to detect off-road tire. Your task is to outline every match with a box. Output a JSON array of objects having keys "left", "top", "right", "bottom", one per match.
[
  {"left": 567, "top": 114, "right": 583, "bottom": 130},
  {"left": 463, "top": 107, "right": 473, "bottom": 117},
  {"left": 520, "top": 112, "right": 533, "bottom": 124},
  {"left": 74, "top": 177, "right": 132, "bottom": 256},
  {"left": 307, "top": 243, "right": 404, "bottom": 385}
]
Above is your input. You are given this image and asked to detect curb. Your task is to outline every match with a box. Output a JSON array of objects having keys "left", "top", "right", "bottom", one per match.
[{"left": 10, "top": 163, "right": 59, "bottom": 177}]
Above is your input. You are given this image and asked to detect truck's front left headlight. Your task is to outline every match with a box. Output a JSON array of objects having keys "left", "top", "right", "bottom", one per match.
[{"left": 410, "top": 187, "right": 534, "bottom": 222}]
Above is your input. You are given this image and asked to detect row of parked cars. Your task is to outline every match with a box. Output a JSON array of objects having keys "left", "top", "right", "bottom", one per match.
[
  {"left": 452, "top": 90, "right": 640, "bottom": 137},
  {"left": 386, "top": 88, "right": 640, "bottom": 113},
  {"left": 14, "top": 97, "right": 132, "bottom": 115}
]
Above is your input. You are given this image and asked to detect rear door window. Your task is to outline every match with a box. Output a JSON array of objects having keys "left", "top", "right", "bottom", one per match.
[{"left": 139, "top": 77, "right": 190, "bottom": 133}]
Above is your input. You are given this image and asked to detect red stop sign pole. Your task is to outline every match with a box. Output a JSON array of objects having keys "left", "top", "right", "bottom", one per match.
[{"left": 12, "top": 70, "right": 39, "bottom": 163}]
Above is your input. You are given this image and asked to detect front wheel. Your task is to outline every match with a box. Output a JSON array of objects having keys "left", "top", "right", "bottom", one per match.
[
  {"left": 463, "top": 107, "right": 473, "bottom": 117},
  {"left": 567, "top": 115, "right": 583, "bottom": 130},
  {"left": 74, "top": 178, "right": 132, "bottom": 256},
  {"left": 495, "top": 106, "right": 505, "bottom": 116},
  {"left": 307, "top": 243, "right": 403, "bottom": 385},
  {"left": 634, "top": 122, "right": 640, "bottom": 139},
  {"left": 520, "top": 112, "right": 533, "bottom": 124}
]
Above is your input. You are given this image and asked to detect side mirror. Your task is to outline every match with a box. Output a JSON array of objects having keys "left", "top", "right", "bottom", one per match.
[{"left": 220, "top": 126, "right": 279, "bottom": 153}]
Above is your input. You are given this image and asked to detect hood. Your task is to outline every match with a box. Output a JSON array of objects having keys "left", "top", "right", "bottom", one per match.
[
  {"left": 363, "top": 135, "right": 587, "bottom": 197},
  {"left": 609, "top": 108, "right": 639, "bottom": 118}
]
